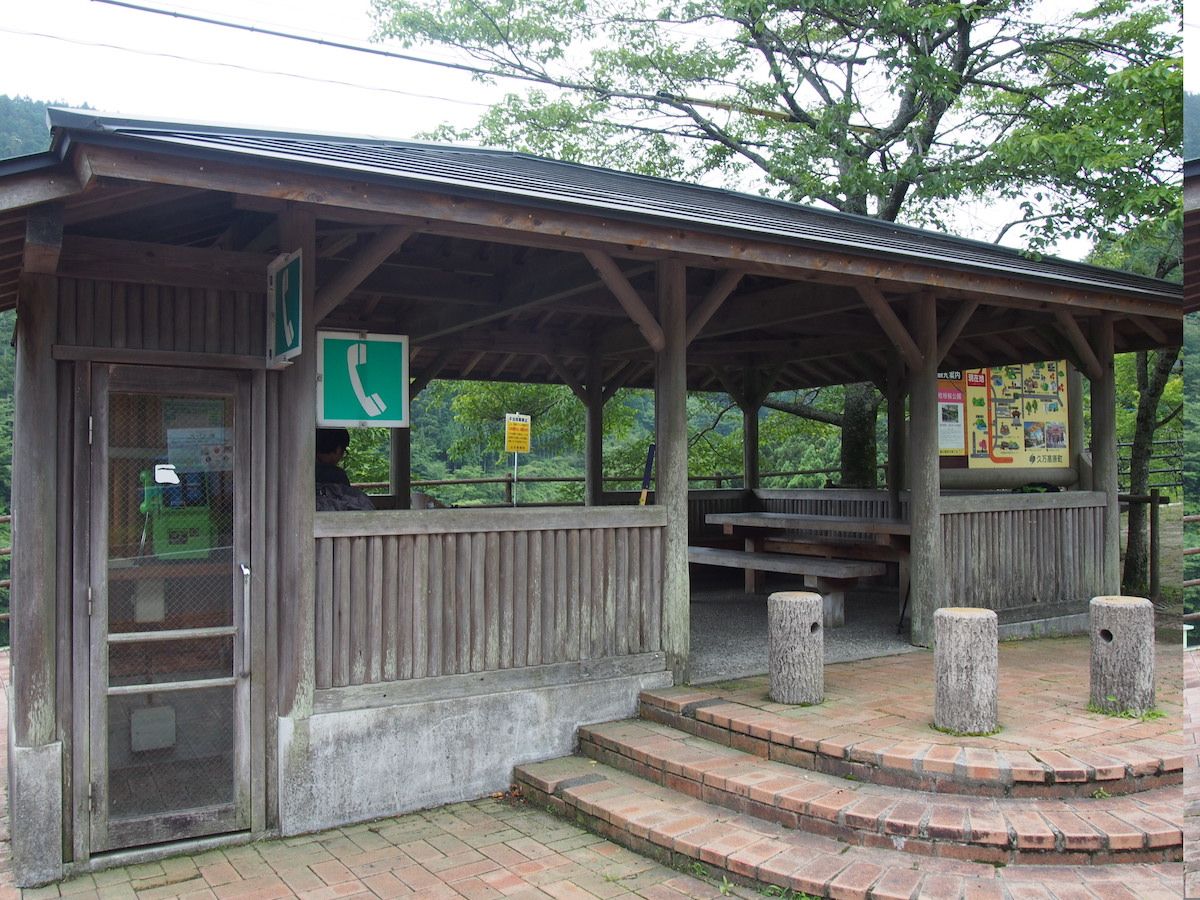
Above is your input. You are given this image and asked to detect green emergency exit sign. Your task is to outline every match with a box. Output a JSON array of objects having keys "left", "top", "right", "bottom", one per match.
[{"left": 316, "top": 331, "right": 409, "bottom": 428}]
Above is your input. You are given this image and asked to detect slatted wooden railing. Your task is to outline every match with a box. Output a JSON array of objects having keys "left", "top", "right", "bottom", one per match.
[
  {"left": 312, "top": 507, "right": 666, "bottom": 692},
  {"left": 940, "top": 492, "right": 1106, "bottom": 614}
]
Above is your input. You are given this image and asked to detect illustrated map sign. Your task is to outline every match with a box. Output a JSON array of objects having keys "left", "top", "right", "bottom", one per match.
[
  {"left": 504, "top": 414, "right": 531, "bottom": 453},
  {"left": 938, "top": 361, "right": 1070, "bottom": 469},
  {"left": 267, "top": 250, "right": 302, "bottom": 369},
  {"left": 317, "top": 331, "right": 409, "bottom": 428}
]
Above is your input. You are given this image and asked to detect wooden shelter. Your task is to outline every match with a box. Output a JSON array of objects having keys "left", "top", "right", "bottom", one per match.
[{"left": 0, "top": 110, "right": 1181, "bottom": 885}]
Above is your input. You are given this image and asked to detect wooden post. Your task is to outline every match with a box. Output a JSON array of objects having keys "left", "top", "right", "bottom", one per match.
[
  {"left": 1066, "top": 363, "right": 1087, "bottom": 489},
  {"left": 12, "top": 273, "right": 57, "bottom": 747},
  {"left": 1149, "top": 488, "right": 1161, "bottom": 601},
  {"left": 908, "top": 295, "right": 941, "bottom": 646},
  {"left": 656, "top": 260, "right": 690, "bottom": 682},
  {"left": 886, "top": 354, "right": 906, "bottom": 518},
  {"left": 741, "top": 368, "right": 760, "bottom": 492},
  {"left": 276, "top": 206, "right": 317, "bottom": 720},
  {"left": 1089, "top": 317, "right": 1120, "bottom": 594},
  {"left": 585, "top": 352, "right": 605, "bottom": 506},
  {"left": 389, "top": 429, "right": 411, "bottom": 510}
]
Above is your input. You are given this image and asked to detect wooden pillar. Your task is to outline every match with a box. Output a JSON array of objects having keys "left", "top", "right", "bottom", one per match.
[
  {"left": 886, "top": 354, "right": 906, "bottom": 516},
  {"left": 1066, "top": 363, "right": 1087, "bottom": 489},
  {"left": 742, "top": 403, "right": 759, "bottom": 490},
  {"left": 656, "top": 260, "right": 689, "bottom": 682},
  {"left": 276, "top": 207, "right": 317, "bottom": 719},
  {"left": 1089, "top": 317, "right": 1120, "bottom": 593},
  {"left": 908, "top": 295, "right": 942, "bottom": 647},
  {"left": 389, "top": 428, "right": 411, "bottom": 509},
  {"left": 12, "top": 273, "right": 57, "bottom": 747},
  {"left": 585, "top": 352, "right": 605, "bottom": 506}
]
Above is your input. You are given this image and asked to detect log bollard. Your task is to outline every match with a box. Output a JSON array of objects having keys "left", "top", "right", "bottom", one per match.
[
  {"left": 1089, "top": 595, "right": 1155, "bottom": 716},
  {"left": 934, "top": 607, "right": 998, "bottom": 735},
  {"left": 768, "top": 591, "right": 823, "bottom": 705}
]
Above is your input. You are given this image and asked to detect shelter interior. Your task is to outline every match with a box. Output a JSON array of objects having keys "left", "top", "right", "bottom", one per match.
[{"left": 0, "top": 113, "right": 1181, "bottom": 885}]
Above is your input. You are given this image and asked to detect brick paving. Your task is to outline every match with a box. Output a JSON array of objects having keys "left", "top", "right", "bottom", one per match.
[
  {"left": 643, "top": 637, "right": 1183, "bottom": 798},
  {"left": 0, "top": 635, "right": 1187, "bottom": 899},
  {"left": 0, "top": 648, "right": 755, "bottom": 900}
]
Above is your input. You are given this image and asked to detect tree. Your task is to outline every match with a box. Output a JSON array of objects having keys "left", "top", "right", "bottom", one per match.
[
  {"left": 0, "top": 95, "right": 60, "bottom": 159},
  {"left": 373, "top": 0, "right": 1181, "bottom": 478}
]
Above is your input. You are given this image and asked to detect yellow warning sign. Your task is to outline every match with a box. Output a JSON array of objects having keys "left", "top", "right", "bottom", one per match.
[{"left": 504, "top": 413, "right": 531, "bottom": 454}]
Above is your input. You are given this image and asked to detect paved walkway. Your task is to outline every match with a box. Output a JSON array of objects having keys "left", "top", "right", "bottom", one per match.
[{"left": 0, "top": 636, "right": 1186, "bottom": 899}]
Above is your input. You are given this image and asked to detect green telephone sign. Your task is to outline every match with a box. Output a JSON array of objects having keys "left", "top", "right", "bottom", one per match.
[
  {"left": 267, "top": 250, "right": 302, "bottom": 368},
  {"left": 317, "top": 331, "right": 409, "bottom": 428}
]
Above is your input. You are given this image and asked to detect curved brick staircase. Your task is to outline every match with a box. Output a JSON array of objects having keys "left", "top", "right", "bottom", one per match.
[{"left": 516, "top": 677, "right": 1184, "bottom": 899}]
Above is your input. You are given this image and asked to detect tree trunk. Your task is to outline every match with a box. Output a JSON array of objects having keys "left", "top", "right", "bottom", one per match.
[
  {"left": 1121, "top": 349, "right": 1180, "bottom": 595},
  {"left": 840, "top": 382, "right": 878, "bottom": 487}
]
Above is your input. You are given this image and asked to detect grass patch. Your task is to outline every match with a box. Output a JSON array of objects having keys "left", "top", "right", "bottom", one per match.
[
  {"left": 1085, "top": 700, "right": 1166, "bottom": 721},
  {"left": 929, "top": 721, "right": 1002, "bottom": 738}
]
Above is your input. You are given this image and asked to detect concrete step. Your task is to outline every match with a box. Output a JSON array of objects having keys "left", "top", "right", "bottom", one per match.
[
  {"left": 579, "top": 718, "right": 1181, "bottom": 866},
  {"left": 515, "top": 756, "right": 1182, "bottom": 900},
  {"left": 640, "top": 686, "right": 1183, "bottom": 799}
]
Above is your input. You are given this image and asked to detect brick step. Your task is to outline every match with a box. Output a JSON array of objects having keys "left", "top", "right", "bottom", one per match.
[
  {"left": 515, "top": 756, "right": 1182, "bottom": 900},
  {"left": 579, "top": 718, "right": 1181, "bottom": 866},
  {"left": 641, "top": 687, "right": 1183, "bottom": 799}
]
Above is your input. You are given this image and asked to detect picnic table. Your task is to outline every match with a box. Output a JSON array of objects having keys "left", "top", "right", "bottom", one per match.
[{"left": 688, "top": 511, "right": 911, "bottom": 626}]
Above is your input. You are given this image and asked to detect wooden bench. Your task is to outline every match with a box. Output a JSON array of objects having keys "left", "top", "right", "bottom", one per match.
[{"left": 688, "top": 546, "right": 886, "bottom": 626}]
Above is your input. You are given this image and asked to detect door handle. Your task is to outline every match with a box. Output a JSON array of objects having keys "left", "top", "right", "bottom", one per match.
[{"left": 240, "top": 564, "right": 251, "bottom": 677}]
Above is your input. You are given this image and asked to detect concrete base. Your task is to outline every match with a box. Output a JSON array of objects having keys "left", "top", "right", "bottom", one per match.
[
  {"left": 998, "top": 613, "right": 1089, "bottom": 641},
  {"left": 277, "top": 669, "right": 672, "bottom": 836},
  {"left": 9, "top": 739, "right": 64, "bottom": 886}
]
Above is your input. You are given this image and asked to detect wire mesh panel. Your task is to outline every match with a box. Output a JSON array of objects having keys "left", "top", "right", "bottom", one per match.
[{"left": 94, "top": 382, "right": 248, "bottom": 850}]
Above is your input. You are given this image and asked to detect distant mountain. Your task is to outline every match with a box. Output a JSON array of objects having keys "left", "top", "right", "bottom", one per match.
[{"left": 0, "top": 95, "right": 55, "bottom": 160}]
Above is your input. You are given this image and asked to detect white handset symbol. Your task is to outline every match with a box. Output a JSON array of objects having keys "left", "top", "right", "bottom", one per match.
[
  {"left": 280, "top": 269, "right": 295, "bottom": 347},
  {"left": 347, "top": 343, "right": 387, "bottom": 417}
]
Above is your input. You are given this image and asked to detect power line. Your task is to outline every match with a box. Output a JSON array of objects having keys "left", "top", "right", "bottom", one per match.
[{"left": 0, "top": 25, "right": 494, "bottom": 110}]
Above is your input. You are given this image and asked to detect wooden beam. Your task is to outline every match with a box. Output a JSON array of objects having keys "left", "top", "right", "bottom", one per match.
[
  {"left": 1129, "top": 315, "right": 1169, "bottom": 346},
  {"left": 313, "top": 225, "right": 413, "bottom": 321},
  {"left": 935, "top": 299, "right": 978, "bottom": 365},
  {"left": 685, "top": 269, "right": 743, "bottom": 344},
  {"left": 410, "top": 348, "right": 452, "bottom": 397},
  {"left": 543, "top": 354, "right": 587, "bottom": 401},
  {"left": 84, "top": 145, "right": 1180, "bottom": 318},
  {"left": 857, "top": 285, "right": 923, "bottom": 371},
  {"left": 22, "top": 203, "right": 63, "bottom": 274},
  {"left": 585, "top": 249, "right": 665, "bottom": 352},
  {"left": 1053, "top": 310, "right": 1104, "bottom": 381},
  {"left": 0, "top": 167, "right": 83, "bottom": 214},
  {"left": 58, "top": 235, "right": 271, "bottom": 292}
]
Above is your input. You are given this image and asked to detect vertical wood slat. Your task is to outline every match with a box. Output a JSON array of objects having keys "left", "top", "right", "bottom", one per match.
[
  {"left": 334, "top": 537, "right": 351, "bottom": 687},
  {"left": 411, "top": 534, "right": 429, "bottom": 679},
  {"left": 350, "top": 537, "right": 368, "bottom": 685},
  {"left": 382, "top": 535, "right": 399, "bottom": 681},
  {"left": 95, "top": 281, "right": 112, "bottom": 347},
  {"left": 367, "top": 536, "right": 384, "bottom": 683},
  {"left": 315, "top": 538, "right": 333, "bottom": 689},
  {"left": 499, "top": 531, "right": 514, "bottom": 669},
  {"left": 484, "top": 532, "right": 500, "bottom": 671},
  {"left": 316, "top": 522, "right": 668, "bottom": 688},
  {"left": 190, "top": 286, "right": 207, "bottom": 352}
]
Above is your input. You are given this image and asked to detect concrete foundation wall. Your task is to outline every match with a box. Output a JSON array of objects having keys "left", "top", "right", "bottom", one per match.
[
  {"left": 8, "top": 737, "right": 64, "bottom": 887},
  {"left": 277, "top": 669, "right": 672, "bottom": 836}
]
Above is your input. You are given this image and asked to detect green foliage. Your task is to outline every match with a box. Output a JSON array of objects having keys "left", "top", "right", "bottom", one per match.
[
  {"left": 373, "top": 0, "right": 1180, "bottom": 247},
  {"left": 0, "top": 95, "right": 54, "bottom": 159}
]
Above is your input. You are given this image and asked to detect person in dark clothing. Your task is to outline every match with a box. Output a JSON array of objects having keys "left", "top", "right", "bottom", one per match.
[{"left": 315, "top": 428, "right": 351, "bottom": 486}]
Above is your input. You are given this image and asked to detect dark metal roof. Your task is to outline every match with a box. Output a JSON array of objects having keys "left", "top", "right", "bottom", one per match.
[{"left": 38, "top": 108, "right": 1182, "bottom": 304}]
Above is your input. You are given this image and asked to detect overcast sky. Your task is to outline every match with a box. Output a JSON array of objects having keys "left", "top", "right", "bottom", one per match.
[
  {"left": 0, "top": 0, "right": 499, "bottom": 138},
  {"left": 2, "top": 0, "right": 1182, "bottom": 261}
]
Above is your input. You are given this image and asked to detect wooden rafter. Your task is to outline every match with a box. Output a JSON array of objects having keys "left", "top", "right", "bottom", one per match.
[
  {"left": 583, "top": 249, "right": 666, "bottom": 352},
  {"left": 856, "top": 285, "right": 923, "bottom": 371},
  {"left": 935, "top": 299, "right": 978, "bottom": 365},
  {"left": 313, "top": 225, "right": 414, "bottom": 321},
  {"left": 1053, "top": 310, "right": 1104, "bottom": 381},
  {"left": 685, "top": 269, "right": 743, "bottom": 344}
]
